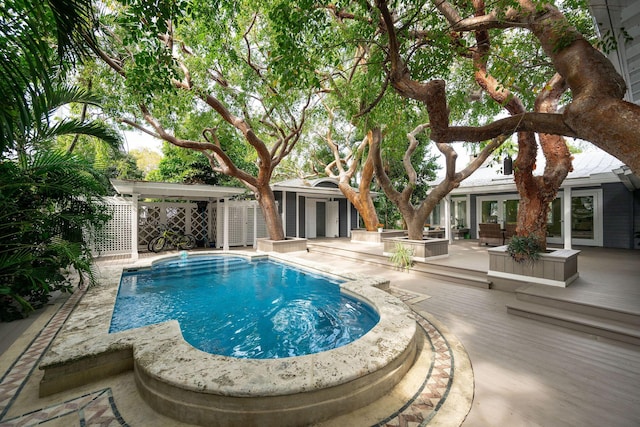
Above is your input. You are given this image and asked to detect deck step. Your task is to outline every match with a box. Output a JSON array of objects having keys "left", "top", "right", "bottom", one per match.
[
  {"left": 307, "top": 243, "right": 491, "bottom": 289},
  {"left": 410, "top": 264, "right": 490, "bottom": 289},
  {"left": 507, "top": 300, "right": 640, "bottom": 346},
  {"left": 515, "top": 284, "right": 640, "bottom": 326}
]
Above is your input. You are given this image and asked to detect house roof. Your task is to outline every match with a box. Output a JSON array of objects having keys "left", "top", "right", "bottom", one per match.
[
  {"left": 110, "top": 177, "right": 362, "bottom": 201},
  {"left": 110, "top": 179, "right": 246, "bottom": 200},
  {"left": 272, "top": 177, "right": 372, "bottom": 198},
  {"left": 435, "top": 150, "right": 637, "bottom": 195}
]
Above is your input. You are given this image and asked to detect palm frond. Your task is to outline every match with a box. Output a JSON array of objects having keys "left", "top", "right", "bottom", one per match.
[
  {"left": 0, "top": 0, "right": 100, "bottom": 152},
  {"left": 39, "top": 119, "right": 122, "bottom": 151}
]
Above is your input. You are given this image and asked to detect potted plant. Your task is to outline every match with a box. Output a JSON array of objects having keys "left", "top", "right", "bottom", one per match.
[
  {"left": 389, "top": 242, "right": 413, "bottom": 272},
  {"left": 506, "top": 235, "right": 541, "bottom": 263},
  {"left": 377, "top": 223, "right": 384, "bottom": 232},
  {"left": 488, "top": 234, "right": 580, "bottom": 288}
]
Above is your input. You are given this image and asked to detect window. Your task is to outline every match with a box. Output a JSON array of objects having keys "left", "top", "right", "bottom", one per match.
[
  {"left": 481, "top": 200, "right": 498, "bottom": 223},
  {"left": 452, "top": 198, "right": 467, "bottom": 228}
]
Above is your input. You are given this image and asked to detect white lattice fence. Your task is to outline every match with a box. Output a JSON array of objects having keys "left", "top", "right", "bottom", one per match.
[
  {"left": 248, "top": 205, "right": 269, "bottom": 241},
  {"left": 92, "top": 197, "right": 132, "bottom": 256},
  {"left": 215, "top": 201, "right": 269, "bottom": 247},
  {"left": 189, "top": 201, "right": 210, "bottom": 245},
  {"left": 138, "top": 205, "right": 162, "bottom": 246},
  {"left": 210, "top": 202, "right": 218, "bottom": 246},
  {"left": 95, "top": 198, "right": 270, "bottom": 256},
  {"left": 138, "top": 202, "right": 198, "bottom": 250}
]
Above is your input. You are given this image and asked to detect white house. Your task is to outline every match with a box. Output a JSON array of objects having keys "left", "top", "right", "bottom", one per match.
[{"left": 429, "top": 150, "right": 640, "bottom": 249}]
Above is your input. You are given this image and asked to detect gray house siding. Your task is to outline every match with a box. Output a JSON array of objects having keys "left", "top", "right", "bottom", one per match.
[
  {"left": 350, "top": 204, "right": 359, "bottom": 230},
  {"left": 339, "top": 199, "right": 347, "bottom": 237},
  {"left": 470, "top": 195, "right": 478, "bottom": 238},
  {"left": 316, "top": 202, "right": 326, "bottom": 236},
  {"left": 299, "top": 196, "right": 306, "bottom": 238},
  {"left": 634, "top": 190, "right": 640, "bottom": 249},
  {"left": 603, "top": 183, "right": 634, "bottom": 248},
  {"left": 285, "top": 192, "right": 297, "bottom": 237}
]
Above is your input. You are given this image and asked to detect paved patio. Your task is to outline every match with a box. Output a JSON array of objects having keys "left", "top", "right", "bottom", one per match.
[{"left": 0, "top": 239, "right": 639, "bottom": 426}]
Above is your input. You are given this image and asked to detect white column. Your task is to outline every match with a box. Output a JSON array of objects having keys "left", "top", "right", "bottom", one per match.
[
  {"left": 282, "top": 191, "right": 287, "bottom": 237},
  {"left": 563, "top": 187, "right": 572, "bottom": 249},
  {"left": 253, "top": 203, "right": 258, "bottom": 248},
  {"left": 295, "top": 194, "right": 300, "bottom": 238},
  {"left": 207, "top": 198, "right": 213, "bottom": 248},
  {"left": 130, "top": 194, "right": 139, "bottom": 260},
  {"left": 223, "top": 199, "right": 230, "bottom": 251},
  {"left": 347, "top": 200, "right": 352, "bottom": 237},
  {"left": 444, "top": 196, "right": 452, "bottom": 243}
]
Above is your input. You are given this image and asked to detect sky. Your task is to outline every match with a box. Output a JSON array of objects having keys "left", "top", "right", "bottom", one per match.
[{"left": 122, "top": 130, "right": 163, "bottom": 154}]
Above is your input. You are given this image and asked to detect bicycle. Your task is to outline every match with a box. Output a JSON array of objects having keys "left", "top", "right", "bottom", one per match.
[{"left": 147, "top": 224, "right": 197, "bottom": 253}]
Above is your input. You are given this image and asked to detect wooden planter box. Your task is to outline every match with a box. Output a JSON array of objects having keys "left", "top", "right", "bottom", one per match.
[
  {"left": 487, "top": 246, "right": 580, "bottom": 288},
  {"left": 351, "top": 229, "right": 405, "bottom": 244},
  {"left": 382, "top": 236, "right": 448, "bottom": 261},
  {"left": 256, "top": 237, "right": 307, "bottom": 253}
]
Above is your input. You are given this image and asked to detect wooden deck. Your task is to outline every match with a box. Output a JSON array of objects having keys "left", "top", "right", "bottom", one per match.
[
  {"left": 296, "top": 239, "right": 640, "bottom": 426},
  {"left": 1, "top": 239, "right": 638, "bottom": 426}
]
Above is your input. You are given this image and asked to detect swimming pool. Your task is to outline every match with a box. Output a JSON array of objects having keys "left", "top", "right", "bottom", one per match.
[
  {"left": 40, "top": 251, "right": 418, "bottom": 426},
  {"left": 110, "top": 255, "right": 379, "bottom": 358}
]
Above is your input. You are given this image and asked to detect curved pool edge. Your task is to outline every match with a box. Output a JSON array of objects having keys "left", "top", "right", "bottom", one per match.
[
  {"left": 38, "top": 251, "right": 419, "bottom": 426},
  {"left": 132, "top": 264, "right": 418, "bottom": 425}
]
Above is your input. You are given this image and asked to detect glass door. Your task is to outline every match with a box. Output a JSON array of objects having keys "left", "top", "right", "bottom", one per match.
[
  {"left": 503, "top": 199, "right": 519, "bottom": 226},
  {"left": 481, "top": 200, "right": 499, "bottom": 224},
  {"left": 477, "top": 196, "right": 519, "bottom": 228},
  {"left": 546, "top": 190, "right": 602, "bottom": 246},
  {"left": 546, "top": 198, "right": 563, "bottom": 244},
  {"left": 572, "top": 190, "right": 602, "bottom": 246},
  {"left": 451, "top": 197, "right": 468, "bottom": 228}
]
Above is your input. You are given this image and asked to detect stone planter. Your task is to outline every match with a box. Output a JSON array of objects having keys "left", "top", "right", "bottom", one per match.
[
  {"left": 382, "top": 236, "right": 448, "bottom": 262},
  {"left": 487, "top": 246, "right": 580, "bottom": 289},
  {"left": 350, "top": 229, "right": 405, "bottom": 244},
  {"left": 256, "top": 237, "right": 307, "bottom": 253}
]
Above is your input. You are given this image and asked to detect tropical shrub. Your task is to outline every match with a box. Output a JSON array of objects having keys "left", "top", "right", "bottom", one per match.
[
  {"left": 0, "top": 152, "right": 111, "bottom": 321},
  {"left": 507, "top": 235, "right": 542, "bottom": 264},
  {"left": 389, "top": 242, "right": 413, "bottom": 272}
]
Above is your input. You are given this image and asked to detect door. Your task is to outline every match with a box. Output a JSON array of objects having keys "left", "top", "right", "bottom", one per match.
[
  {"left": 477, "top": 196, "right": 519, "bottom": 230},
  {"left": 546, "top": 190, "right": 603, "bottom": 247},
  {"left": 571, "top": 190, "right": 602, "bottom": 246},
  {"left": 325, "top": 201, "right": 339, "bottom": 238}
]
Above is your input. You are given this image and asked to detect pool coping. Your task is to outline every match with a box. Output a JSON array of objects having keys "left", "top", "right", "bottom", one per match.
[{"left": 38, "top": 251, "right": 418, "bottom": 424}]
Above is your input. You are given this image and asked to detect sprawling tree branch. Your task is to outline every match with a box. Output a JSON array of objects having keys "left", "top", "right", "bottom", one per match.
[{"left": 374, "top": 0, "right": 640, "bottom": 174}]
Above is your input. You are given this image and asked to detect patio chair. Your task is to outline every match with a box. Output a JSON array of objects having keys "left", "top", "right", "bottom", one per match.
[
  {"left": 478, "top": 223, "right": 504, "bottom": 246},
  {"left": 504, "top": 223, "right": 517, "bottom": 243}
]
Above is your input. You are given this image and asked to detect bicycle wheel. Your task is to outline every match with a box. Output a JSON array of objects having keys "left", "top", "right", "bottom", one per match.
[
  {"left": 148, "top": 236, "right": 167, "bottom": 252},
  {"left": 177, "top": 234, "right": 196, "bottom": 250}
]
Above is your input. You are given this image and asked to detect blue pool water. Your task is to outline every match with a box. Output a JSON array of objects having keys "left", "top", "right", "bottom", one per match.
[{"left": 110, "top": 255, "right": 379, "bottom": 359}]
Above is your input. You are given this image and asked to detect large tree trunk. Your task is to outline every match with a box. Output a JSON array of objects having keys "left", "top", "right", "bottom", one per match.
[
  {"left": 463, "top": 1, "right": 572, "bottom": 250},
  {"left": 255, "top": 184, "right": 285, "bottom": 241},
  {"left": 369, "top": 127, "right": 433, "bottom": 240},
  {"left": 327, "top": 131, "right": 381, "bottom": 231},
  {"left": 338, "top": 181, "right": 378, "bottom": 231},
  {"left": 95, "top": 21, "right": 311, "bottom": 244},
  {"left": 370, "top": 126, "right": 504, "bottom": 241},
  {"left": 514, "top": 74, "right": 572, "bottom": 250}
]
